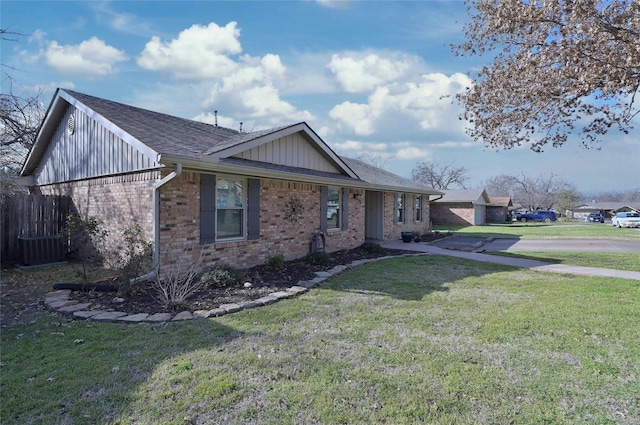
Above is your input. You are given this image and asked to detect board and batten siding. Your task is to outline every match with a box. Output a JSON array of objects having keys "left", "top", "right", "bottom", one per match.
[
  {"left": 233, "top": 133, "right": 341, "bottom": 173},
  {"left": 34, "top": 105, "right": 160, "bottom": 185}
]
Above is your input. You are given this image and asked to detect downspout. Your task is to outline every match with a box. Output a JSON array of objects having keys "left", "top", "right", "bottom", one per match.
[
  {"left": 152, "top": 163, "right": 182, "bottom": 271},
  {"left": 135, "top": 163, "right": 182, "bottom": 284}
]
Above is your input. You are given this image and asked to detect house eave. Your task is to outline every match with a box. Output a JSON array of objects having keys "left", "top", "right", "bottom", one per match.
[{"left": 158, "top": 155, "right": 441, "bottom": 195}]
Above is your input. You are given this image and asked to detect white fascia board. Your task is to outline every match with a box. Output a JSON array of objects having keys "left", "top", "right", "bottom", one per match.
[
  {"left": 58, "top": 90, "right": 161, "bottom": 163},
  {"left": 160, "top": 155, "right": 443, "bottom": 195}
]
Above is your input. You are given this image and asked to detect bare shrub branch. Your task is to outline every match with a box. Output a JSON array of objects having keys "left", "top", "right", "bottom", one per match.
[{"left": 153, "top": 247, "right": 206, "bottom": 309}]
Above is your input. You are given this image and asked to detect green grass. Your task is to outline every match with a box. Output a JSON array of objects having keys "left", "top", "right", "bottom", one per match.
[
  {"left": 492, "top": 251, "right": 640, "bottom": 272},
  {"left": 2, "top": 255, "right": 639, "bottom": 424},
  {"left": 434, "top": 222, "right": 640, "bottom": 240}
]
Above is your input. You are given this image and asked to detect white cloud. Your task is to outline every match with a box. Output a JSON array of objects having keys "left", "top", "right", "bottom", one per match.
[
  {"left": 395, "top": 146, "right": 432, "bottom": 160},
  {"left": 328, "top": 52, "right": 418, "bottom": 93},
  {"left": 329, "top": 101, "right": 375, "bottom": 135},
  {"left": 334, "top": 140, "right": 388, "bottom": 151},
  {"left": 329, "top": 72, "right": 472, "bottom": 137},
  {"left": 316, "top": 0, "right": 351, "bottom": 9},
  {"left": 137, "top": 22, "right": 242, "bottom": 80},
  {"left": 137, "top": 22, "right": 314, "bottom": 126},
  {"left": 431, "top": 140, "right": 476, "bottom": 148},
  {"left": 41, "top": 37, "right": 127, "bottom": 77}
]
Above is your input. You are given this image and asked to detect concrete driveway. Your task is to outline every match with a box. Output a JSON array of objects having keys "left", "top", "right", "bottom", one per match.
[{"left": 429, "top": 237, "right": 640, "bottom": 253}]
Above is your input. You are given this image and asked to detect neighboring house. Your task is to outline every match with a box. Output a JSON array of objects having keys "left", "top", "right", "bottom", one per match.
[
  {"left": 487, "top": 196, "right": 513, "bottom": 223},
  {"left": 430, "top": 189, "right": 492, "bottom": 226},
  {"left": 20, "top": 89, "right": 441, "bottom": 270},
  {"left": 569, "top": 202, "right": 640, "bottom": 221}
]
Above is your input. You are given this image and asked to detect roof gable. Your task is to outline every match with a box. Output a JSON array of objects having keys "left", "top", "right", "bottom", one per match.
[
  {"left": 22, "top": 90, "right": 161, "bottom": 183},
  {"left": 24, "top": 90, "right": 357, "bottom": 180},
  {"left": 435, "top": 189, "right": 491, "bottom": 204}
]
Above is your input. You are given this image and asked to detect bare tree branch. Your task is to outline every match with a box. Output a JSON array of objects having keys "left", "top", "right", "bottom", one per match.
[
  {"left": 454, "top": 0, "right": 639, "bottom": 151},
  {"left": 411, "top": 161, "right": 469, "bottom": 190}
]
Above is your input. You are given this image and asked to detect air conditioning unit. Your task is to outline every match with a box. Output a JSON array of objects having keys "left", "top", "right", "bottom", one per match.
[{"left": 18, "top": 236, "right": 65, "bottom": 266}]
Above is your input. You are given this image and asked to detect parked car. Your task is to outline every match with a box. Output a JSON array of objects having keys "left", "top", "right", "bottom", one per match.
[
  {"left": 586, "top": 212, "right": 605, "bottom": 223},
  {"left": 611, "top": 212, "right": 640, "bottom": 228},
  {"left": 327, "top": 203, "right": 339, "bottom": 220},
  {"left": 516, "top": 210, "right": 557, "bottom": 223}
]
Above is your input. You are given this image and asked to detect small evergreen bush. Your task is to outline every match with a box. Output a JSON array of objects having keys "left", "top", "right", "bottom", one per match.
[
  {"left": 199, "top": 265, "right": 242, "bottom": 288},
  {"left": 267, "top": 251, "right": 285, "bottom": 270},
  {"left": 359, "top": 241, "right": 382, "bottom": 253},
  {"left": 305, "top": 251, "right": 331, "bottom": 266}
]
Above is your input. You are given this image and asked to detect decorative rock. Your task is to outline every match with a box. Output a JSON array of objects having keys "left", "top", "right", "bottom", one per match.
[
  {"left": 286, "top": 286, "right": 309, "bottom": 295},
  {"left": 144, "top": 313, "right": 174, "bottom": 322},
  {"left": 48, "top": 299, "right": 78, "bottom": 309},
  {"left": 57, "top": 302, "right": 92, "bottom": 313},
  {"left": 238, "top": 300, "right": 259, "bottom": 309},
  {"left": 172, "top": 311, "right": 194, "bottom": 321},
  {"left": 193, "top": 310, "right": 212, "bottom": 318},
  {"left": 117, "top": 313, "right": 149, "bottom": 322},
  {"left": 268, "top": 291, "right": 292, "bottom": 300},
  {"left": 254, "top": 296, "right": 277, "bottom": 306},
  {"left": 73, "top": 310, "right": 104, "bottom": 319},
  {"left": 92, "top": 311, "right": 128, "bottom": 321},
  {"left": 219, "top": 303, "right": 242, "bottom": 313},
  {"left": 45, "top": 290, "right": 71, "bottom": 299},
  {"left": 112, "top": 297, "right": 125, "bottom": 303},
  {"left": 297, "top": 281, "right": 317, "bottom": 289},
  {"left": 314, "top": 271, "right": 333, "bottom": 278},
  {"left": 207, "top": 308, "right": 227, "bottom": 317},
  {"left": 243, "top": 281, "right": 253, "bottom": 288}
]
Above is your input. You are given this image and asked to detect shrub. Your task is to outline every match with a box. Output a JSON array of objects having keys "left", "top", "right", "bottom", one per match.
[
  {"left": 59, "top": 214, "right": 109, "bottom": 283},
  {"left": 305, "top": 251, "right": 331, "bottom": 266},
  {"left": 199, "top": 265, "right": 242, "bottom": 289},
  {"left": 153, "top": 248, "right": 205, "bottom": 309},
  {"left": 116, "top": 224, "right": 153, "bottom": 295},
  {"left": 359, "top": 241, "right": 382, "bottom": 254},
  {"left": 267, "top": 251, "right": 285, "bottom": 270}
]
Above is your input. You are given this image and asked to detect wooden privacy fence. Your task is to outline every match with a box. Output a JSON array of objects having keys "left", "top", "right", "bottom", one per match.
[{"left": 1, "top": 194, "right": 72, "bottom": 265}]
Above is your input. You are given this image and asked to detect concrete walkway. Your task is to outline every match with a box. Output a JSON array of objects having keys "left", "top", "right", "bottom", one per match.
[{"left": 382, "top": 238, "right": 640, "bottom": 281}]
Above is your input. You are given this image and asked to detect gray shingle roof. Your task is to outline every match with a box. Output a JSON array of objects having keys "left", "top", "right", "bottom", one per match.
[
  {"left": 65, "top": 89, "right": 293, "bottom": 161},
  {"left": 342, "top": 157, "right": 440, "bottom": 194},
  {"left": 434, "top": 189, "right": 489, "bottom": 203}
]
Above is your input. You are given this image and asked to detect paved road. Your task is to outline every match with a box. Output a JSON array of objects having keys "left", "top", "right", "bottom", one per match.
[{"left": 483, "top": 238, "right": 640, "bottom": 253}]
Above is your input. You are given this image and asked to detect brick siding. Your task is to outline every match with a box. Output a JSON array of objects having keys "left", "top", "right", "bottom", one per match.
[
  {"left": 158, "top": 172, "right": 366, "bottom": 270},
  {"left": 33, "top": 171, "right": 157, "bottom": 263},
  {"left": 383, "top": 193, "right": 431, "bottom": 240},
  {"left": 430, "top": 204, "right": 475, "bottom": 226}
]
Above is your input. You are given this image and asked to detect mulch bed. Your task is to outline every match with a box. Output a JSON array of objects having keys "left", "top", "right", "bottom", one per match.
[{"left": 68, "top": 245, "right": 419, "bottom": 316}]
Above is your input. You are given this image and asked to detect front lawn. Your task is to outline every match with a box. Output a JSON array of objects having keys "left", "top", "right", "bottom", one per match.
[
  {"left": 2, "top": 255, "right": 638, "bottom": 424},
  {"left": 492, "top": 251, "right": 640, "bottom": 272},
  {"left": 434, "top": 222, "right": 640, "bottom": 240}
]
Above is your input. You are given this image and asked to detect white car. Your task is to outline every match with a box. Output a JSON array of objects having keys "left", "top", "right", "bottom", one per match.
[{"left": 611, "top": 212, "right": 640, "bottom": 228}]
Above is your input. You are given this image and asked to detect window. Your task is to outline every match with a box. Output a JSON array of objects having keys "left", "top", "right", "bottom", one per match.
[
  {"left": 216, "top": 177, "right": 244, "bottom": 239},
  {"left": 396, "top": 193, "right": 404, "bottom": 223},
  {"left": 327, "top": 186, "right": 342, "bottom": 229},
  {"left": 415, "top": 195, "right": 422, "bottom": 222}
]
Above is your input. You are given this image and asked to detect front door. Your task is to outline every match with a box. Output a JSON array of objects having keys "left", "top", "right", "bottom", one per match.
[{"left": 365, "top": 190, "right": 384, "bottom": 240}]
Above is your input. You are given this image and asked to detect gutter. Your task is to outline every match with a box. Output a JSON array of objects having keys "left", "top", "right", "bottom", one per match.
[{"left": 136, "top": 163, "right": 182, "bottom": 282}]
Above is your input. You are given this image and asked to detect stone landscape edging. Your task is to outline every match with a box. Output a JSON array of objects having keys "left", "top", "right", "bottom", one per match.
[{"left": 44, "top": 253, "right": 422, "bottom": 324}]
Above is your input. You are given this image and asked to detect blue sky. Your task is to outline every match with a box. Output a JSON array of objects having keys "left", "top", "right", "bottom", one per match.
[{"left": 2, "top": 0, "right": 638, "bottom": 194}]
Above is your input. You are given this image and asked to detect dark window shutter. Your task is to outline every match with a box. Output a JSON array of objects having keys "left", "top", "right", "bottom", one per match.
[
  {"left": 200, "top": 174, "right": 216, "bottom": 244},
  {"left": 394, "top": 193, "right": 399, "bottom": 223},
  {"left": 412, "top": 194, "right": 417, "bottom": 223},
  {"left": 341, "top": 188, "right": 349, "bottom": 230},
  {"left": 320, "top": 185, "right": 328, "bottom": 232},
  {"left": 247, "top": 178, "right": 260, "bottom": 240}
]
